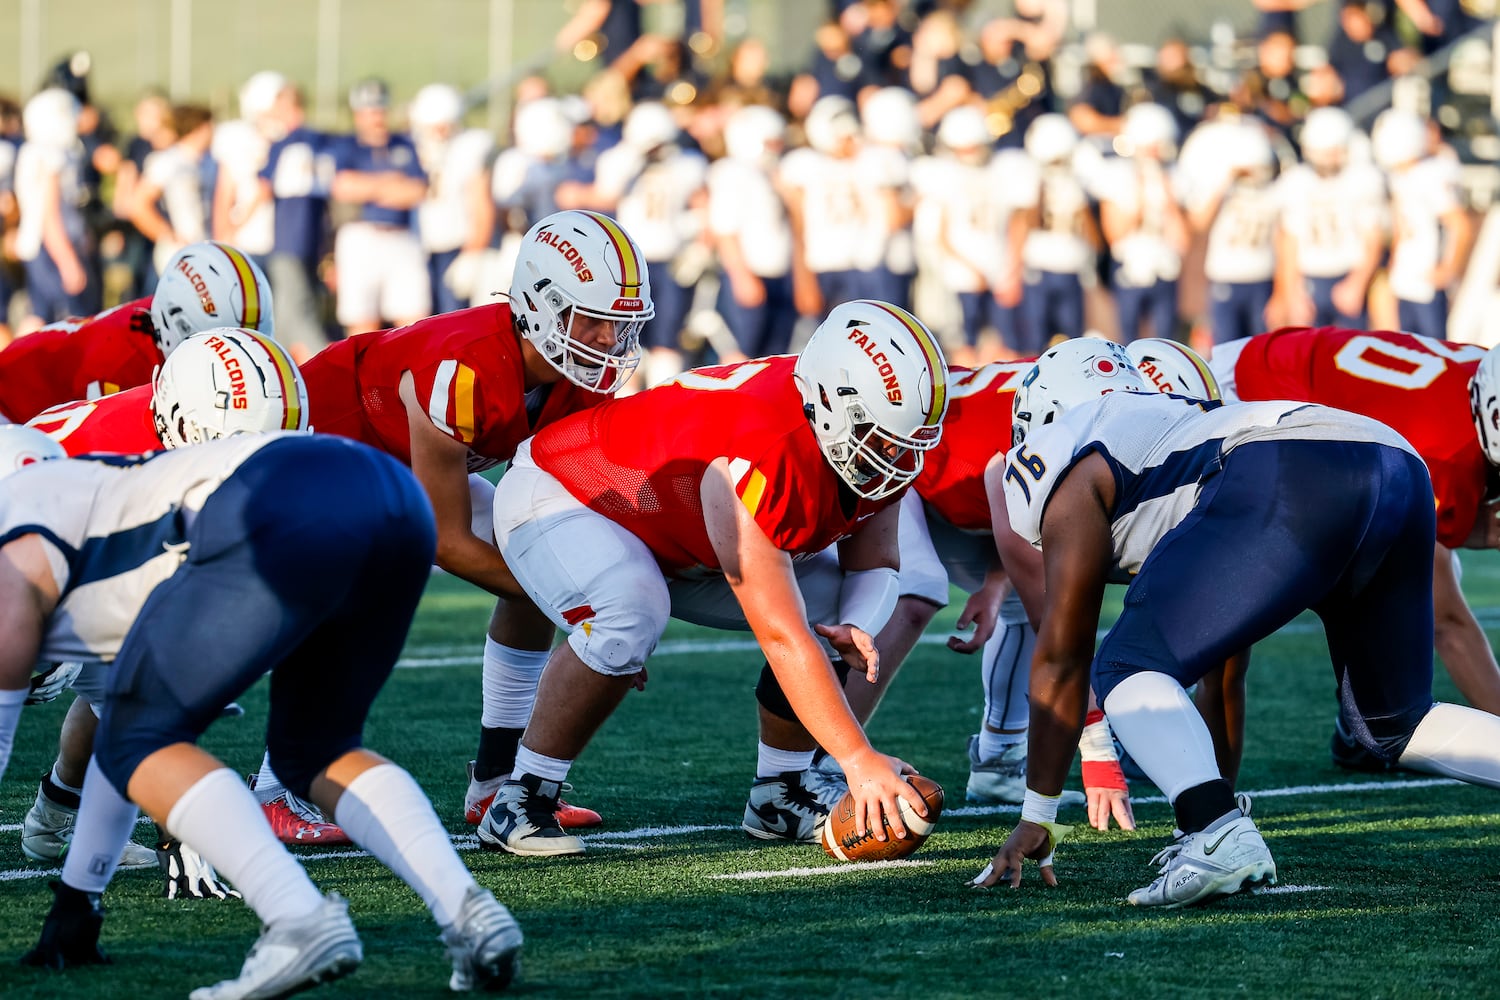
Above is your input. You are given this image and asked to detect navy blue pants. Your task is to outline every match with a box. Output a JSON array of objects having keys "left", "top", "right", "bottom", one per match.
[
  {"left": 642, "top": 260, "right": 692, "bottom": 351},
  {"left": 1209, "top": 279, "right": 1273, "bottom": 345},
  {"left": 1094, "top": 439, "right": 1436, "bottom": 761},
  {"left": 95, "top": 436, "right": 437, "bottom": 798},
  {"left": 1114, "top": 272, "right": 1179, "bottom": 342},
  {"left": 428, "top": 248, "right": 467, "bottom": 315},
  {"left": 957, "top": 290, "right": 1021, "bottom": 351},
  {"left": 815, "top": 270, "right": 864, "bottom": 321},
  {"left": 1306, "top": 274, "right": 1366, "bottom": 328},
  {"left": 24, "top": 244, "right": 100, "bottom": 323},
  {"left": 1020, "top": 270, "right": 1083, "bottom": 353},
  {"left": 717, "top": 272, "right": 796, "bottom": 358},
  {"left": 1399, "top": 293, "right": 1448, "bottom": 341},
  {"left": 860, "top": 266, "right": 912, "bottom": 312}
]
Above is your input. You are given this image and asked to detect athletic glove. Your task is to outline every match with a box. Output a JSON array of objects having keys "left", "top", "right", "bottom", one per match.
[
  {"left": 156, "top": 829, "right": 242, "bottom": 901},
  {"left": 26, "top": 662, "right": 83, "bottom": 705}
]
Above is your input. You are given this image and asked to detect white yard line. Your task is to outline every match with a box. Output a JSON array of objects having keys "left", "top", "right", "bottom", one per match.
[
  {"left": 710, "top": 859, "right": 935, "bottom": 880},
  {"left": 1259, "top": 885, "right": 1332, "bottom": 895}
]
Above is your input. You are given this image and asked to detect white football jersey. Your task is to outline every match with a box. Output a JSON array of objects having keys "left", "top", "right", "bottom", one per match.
[
  {"left": 13, "top": 141, "right": 86, "bottom": 261},
  {"left": 143, "top": 145, "right": 209, "bottom": 271},
  {"left": 594, "top": 144, "right": 708, "bottom": 263},
  {"left": 1003, "top": 392, "right": 1415, "bottom": 575},
  {"left": 707, "top": 156, "right": 791, "bottom": 279},
  {"left": 417, "top": 128, "right": 495, "bottom": 253},
  {"left": 1094, "top": 157, "right": 1184, "bottom": 286},
  {"left": 856, "top": 143, "right": 915, "bottom": 274},
  {"left": 212, "top": 119, "right": 275, "bottom": 255},
  {"left": 1201, "top": 179, "right": 1280, "bottom": 284},
  {"left": 1276, "top": 162, "right": 1386, "bottom": 278},
  {"left": 780, "top": 147, "right": 880, "bottom": 273},
  {"left": 1388, "top": 156, "right": 1462, "bottom": 304},
  {"left": 0, "top": 434, "right": 286, "bottom": 666},
  {"left": 1016, "top": 158, "right": 1093, "bottom": 275},
  {"left": 914, "top": 151, "right": 1029, "bottom": 292}
]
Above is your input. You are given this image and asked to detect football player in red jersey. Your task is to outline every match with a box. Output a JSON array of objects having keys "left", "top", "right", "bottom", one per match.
[
  {"left": 1211, "top": 326, "right": 1500, "bottom": 772},
  {"left": 17, "top": 329, "right": 315, "bottom": 875},
  {"left": 477, "top": 300, "right": 948, "bottom": 856},
  {"left": 0, "top": 241, "right": 275, "bottom": 424}
]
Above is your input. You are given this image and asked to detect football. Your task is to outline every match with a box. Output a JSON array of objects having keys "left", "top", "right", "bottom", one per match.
[{"left": 821, "top": 774, "right": 945, "bottom": 862}]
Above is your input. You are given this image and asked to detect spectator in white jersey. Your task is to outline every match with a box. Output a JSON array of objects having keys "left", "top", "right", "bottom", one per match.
[
  {"left": 129, "top": 104, "right": 215, "bottom": 278},
  {"left": 410, "top": 84, "right": 496, "bottom": 315},
  {"left": 211, "top": 72, "right": 286, "bottom": 275},
  {"left": 1015, "top": 114, "right": 1097, "bottom": 351},
  {"left": 260, "top": 84, "right": 335, "bottom": 360},
  {"left": 14, "top": 89, "right": 93, "bottom": 333}
]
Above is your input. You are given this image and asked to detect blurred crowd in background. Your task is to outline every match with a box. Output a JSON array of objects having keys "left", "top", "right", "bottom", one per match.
[{"left": 0, "top": 0, "right": 1494, "bottom": 382}]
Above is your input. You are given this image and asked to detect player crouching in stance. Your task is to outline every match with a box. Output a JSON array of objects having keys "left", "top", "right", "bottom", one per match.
[
  {"left": 479, "top": 301, "right": 947, "bottom": 855},
  {"left": 973, "top": 339, "right": 1500, "bottom": 906},
  {"left": 0, "top": 429, "right": 521, "bottom": 996}
]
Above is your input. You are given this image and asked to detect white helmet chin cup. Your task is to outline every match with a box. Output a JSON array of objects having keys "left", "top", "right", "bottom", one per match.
[
  {"left": 1471, "top": 349, "right": 1500, "bottom": 465},
  {"left": 150, "top": 241, "right": 276, "bottom": 355},
  {"left": 509, "top": 211, "right": 653, "bottom": 394},
  {"left": 0, "top": 424, "right": 67, "bottom": 480},
  {"left": 1012, "top": 339, "right": 1150, "bottom": 446},
  {"left": 151, "top": 328, "right": 309, "bottom": 448},
  {"left": 1126, "top": 338, "right": 1221, "bottom": 400},
  {"left": 794, "top": 300, "right": 949, "bottom": 501}
]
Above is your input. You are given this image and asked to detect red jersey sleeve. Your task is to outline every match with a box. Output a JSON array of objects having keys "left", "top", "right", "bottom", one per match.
[{"left": 26, "top": 384, "right": 163, "bottom": 456}]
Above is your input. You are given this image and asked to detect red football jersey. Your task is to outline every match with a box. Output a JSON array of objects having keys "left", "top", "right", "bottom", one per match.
[
  {"left": 530, "top": 355, "right": 896, "bottom": 574},
  {"left": 1232, "top": 326, "right": 1488, "bottom": 548},
  {"left": 26, "top": 384, "right": 163, "bottom": 456},
  {"left": 0, "top": 299, "right": 160, "bottom": 423},
  {"left": 299, "top": 303, "right": 602, "bottom": 470},
  {"left": 914, "top": 360, "right": 1034, "bottom": 532}
]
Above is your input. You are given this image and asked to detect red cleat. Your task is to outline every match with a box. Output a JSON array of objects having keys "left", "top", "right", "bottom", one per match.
[
  {"left": 260, "top": 793, "right": 352, "bottom": 846},
  {"left": 465, "top": 760, "right": 602, "bottom": 828}
]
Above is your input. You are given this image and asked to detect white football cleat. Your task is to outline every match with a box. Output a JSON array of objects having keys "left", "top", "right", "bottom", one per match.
[
  {"left": 189, "top": 894, "right": 362, "bottom": 1000},
  {"left": 965, "top": 735, "right": 1084, "bottom": 807},
  {"left": 443, "top": 885, "right": 523, "bottom": 992},
  {"left": 742, "top": 771, "right": 832, "bottom": 843},
  {"left": 1127, "top": 797, "right": 1277, "bottom": 908},
  {"left": 476, "top": 775, "right": 586, "bottom": 857},
  {"left": 21, "top": 779, "right": 158, "bottom": 870}
]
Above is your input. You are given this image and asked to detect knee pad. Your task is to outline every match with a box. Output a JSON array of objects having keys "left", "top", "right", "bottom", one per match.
[
  {"left": 755, "top": 659, "right": 853, "bottom": 722},
  {"left": 566, "top": 590, "right": 670, "bottom": 677}
]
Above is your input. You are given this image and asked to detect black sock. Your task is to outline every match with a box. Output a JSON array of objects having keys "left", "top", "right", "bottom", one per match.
[
  {"left": 40, "top": 770, "right": 81, "bottom": 811},
  {"left": 474, "top": 727, "right": 525, "bottom": 782},
  {"left": 1173, "top": 779, "right": 1237, "bottom": 835}
]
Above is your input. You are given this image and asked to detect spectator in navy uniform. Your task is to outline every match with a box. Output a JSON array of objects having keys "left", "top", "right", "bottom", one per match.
[
  {"left": 971, "top": 5, "right": 1063, "bottom": 150},
  {"left": 789, "top": 18, "right": 871, "bottom": 119},
  {"left": 1329, "top": 2, "right": 1415, "bottom": 106},
  {"left": 328, "top": 78, "right": 429, "bottom": 338},
  {"left": 260, "top": 85, "right": 334, "bottom": 359},
  {"left": 1069, "top": 33, "right": 1128, "bottom": 138},
  {"left": 1143, "top": 38, "right": 1220, "bottom": 139}
]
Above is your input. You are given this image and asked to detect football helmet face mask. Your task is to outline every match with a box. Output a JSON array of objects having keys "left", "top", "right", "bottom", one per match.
[
  {"left": 795, "top": 300, "right": 949, "bottom": 501},
  {"left": 509, "top": 211, "right": 652, "bottom": 394},
  {"left": 152, "top": 328, "right": 309, "bottom": 449},
  {"left": 1012, "top": 339, "right": 1149, "bottom": 447},
  {"left": 1126, "top": 338, "right": 1221, "bottom": 400},
  {"left": 150, "top": 242, "right": 276, "bottom": 356},
  {"left": 0, "top": 424, "right": 67, "bottom": 481},
  {"left": 1470, "top": 349, "right": 1500, "bottom": 466}
]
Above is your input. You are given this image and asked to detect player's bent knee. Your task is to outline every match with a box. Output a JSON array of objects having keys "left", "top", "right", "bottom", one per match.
[
  {"left": 565, "top": 597, "right": 669, "bottom": 676},
  {"left": 266, "top": 736, "right": 364, "bottom": 801},
  {"left": 756, "top": 659, "right": 852, "bottom": 721}
]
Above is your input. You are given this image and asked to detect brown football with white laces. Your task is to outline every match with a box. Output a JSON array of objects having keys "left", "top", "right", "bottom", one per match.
[{"left": 821, "top": 774, "right": 944, "bottom": 862}]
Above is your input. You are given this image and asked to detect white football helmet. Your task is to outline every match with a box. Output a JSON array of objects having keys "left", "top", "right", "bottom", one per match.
[
  {"left": 23, "top": 88, "right": 80, "bottom": 148},
  {"left": 1470, "top": 349, "right": 1500, "bottom": 465},
  {"left": 1012, "top": 338, "right": 1149, "bottom": 446},
  {"left": 622, "top": 101, "right": 678, "bottom": 152},
  {"left": 862, "top": 87, "right": 921, "bottom": 151},
  {"left": 151, "top": 241, "right": 276, "bottom": 355},
  {"left": 1224, "top": 122, "right": 1275, "bottom": 175},
  {"left": 794, "top": 300, "right": 949, "bottom": 501},
  {"left": 1301, "top": 107, "right": 1354, "bottom": 160},
  {"left": 724, "top": 105, "right": 785, "bottom": 163},
  {"left": 805, "top": 96, "right": 860, "bottom": 155},
  {"left": 410, "top": 83, "right": 465, "bottom": 130},
  {"left": 513, "top": 98, "right": 572, "bottom": 160},
  {"left": 1122, "top": 102, "right": 1178, "bottom": 157},
  {"left": 509, "top": 210, "right": 652, "bottom": 393},
  {"left": 151, "top": 328, "right": 309, "bottom": 449},
  {"left": 1024, "top": 113, "right": 1079, "bottom": 165},
  {"left": 239, "top": 71, "right": 288, "bottom": 122},
  {"left": 0, "top": 424, "right": 66, "bottom": 482},
  {"left": 1126, "top": 338, "right": 1221, "bottom": 400},
  {"left": 937, "top": 106, "right": 991, "bottom": 152},
  {"left": 1372, "top": 109, "right": 1427, "bottom": 169}
]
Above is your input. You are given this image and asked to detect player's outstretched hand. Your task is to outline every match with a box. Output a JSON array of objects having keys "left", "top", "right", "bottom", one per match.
[
  {"left": 20, "top": 880, "right": 111, "bottom": 969},
  {"left": 969, "top": 820, "right": 1072, "bottom": 889},
  {"left": 1086, "top": 781, "right": 1136, "bottom": 832},
  {"left": 156, "top": 833, "right": 242, "bottom": 901},
  {"left": 948, "top": 589, "right": 1001, "bottom": 654},
  {"left": 814, "top": 623, "right": 879, "bottom": 682},
  {"left": 840, "top": 749, "right": 924, "bottom": 842}
]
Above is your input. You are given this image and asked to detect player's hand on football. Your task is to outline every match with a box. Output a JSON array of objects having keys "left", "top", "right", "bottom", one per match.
[
  {"left": 814, "top": 623, "right": 879, "bottom": 682},
  {"left": 948, "top": 589, "right": 1002, "bottom": 654},
  {"left": 841, "top": 749, "right": 925, "bottom": 842},
  {"left": 26, "top": 661, "right": 83, "bottom": 705},
  {"left": 1086, "top": 784, "right": 1136, "bottom": 832},
  {"left": 156, "top": 834, "right": 242, "bottom": 901},
  {"left": 969, "top": 820, "right": 1066, "bottom": 889}
]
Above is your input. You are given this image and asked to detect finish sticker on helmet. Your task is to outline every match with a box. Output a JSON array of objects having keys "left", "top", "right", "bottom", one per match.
[{"left": 215, "top": 243, "right": 263, "bottom": 330}]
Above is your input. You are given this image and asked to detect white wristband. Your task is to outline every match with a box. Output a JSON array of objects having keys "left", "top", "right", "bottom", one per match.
[
  {"left": 1020, "top": 787, "right": 1060, "bottom": 825},
  {"left": 1078, "top": 718, "right": 1118, "bottom": 763},
  {"left": 836, "top": 566, "right": 900, "bottom": 637}
]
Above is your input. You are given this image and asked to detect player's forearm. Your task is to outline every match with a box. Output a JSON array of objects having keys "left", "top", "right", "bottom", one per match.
[
  {"left": 1025, "top": 650, "right": 1090, "bottom": 796},
  {"left": 434, "top": 532, "right": 527, "bottom": 599},
  {"left": 376, "top": 174, "right": 428, "bottom": 210},
  {"left": 759, "top": 632, "right": 871, "bottom": 762}
]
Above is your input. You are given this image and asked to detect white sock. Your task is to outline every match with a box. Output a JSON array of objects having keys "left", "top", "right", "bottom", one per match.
[
  {"left": 51, "top": 761, "right": 84, "bottom": 797},
  {"left": 166, "top": 768, "right": 324, "bottom": 928},
  {"left": 977, "top": 729, "right": 1025, "bottom": 760},
  {"left": 1103, "top": 671, "right": 1222, "bottom": 802},
  {"left": 1399, "top": 702, "right": 1500, "bottom": 787},
  {"left": 756, "top": 742, "right": 814, "bottom": 778},
  {"left": 60, "top": 758, "right": 140, "bottom": 894},
  {"left": 254, "top": 749, "right": 286, "bottom": 802},
  {"left": 333, "top": 763, "right": 477, "bottom": 928},
  {"left": 0, "top": 687, "right": 25, "bottom": 784},
  {"left": 982, "top": 622, "right": 1034, "bottom": 735},
  {"left": 480, "top": 639, "right": 550, "bottom": 729},
  {"left": 513, "top": 745, "right": 572, "bottom": 783}
]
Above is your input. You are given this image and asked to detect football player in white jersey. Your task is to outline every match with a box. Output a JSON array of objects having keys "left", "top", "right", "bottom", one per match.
[
  {"left": 1189, "top": 120, "right": 1281, "bottom": 345},
  {"left": 1374, "top": 109, "right": 1474, "bottom": 340},
  {"left": 211, "top": 72, "right": 285, "bottom": 270},
  {"left": 914, "top": 107, "right": 1029, "bottom": 366},
  {"left": 410, "top": 84, "right": 496, "bottom": 314},
  {"left": 1274, "top": 107, "right": 1385, "bottom": 327},
  {"left": 974, "top": 338, "right": 1500, "bottom": 908},
  {"left": 709, "top": 105, "right": 798, "bottom": 360},
  {"left": 857, "top": 88, "right": 920, "bottom": 312},
  {"left": 1015, "top": 114, "right": 1097, "bottom": 351},
  {"left": 3, "top": 429, "right": 522, "bottom": 996},
  {"left": 490, "top": 96, "right": 575, "bottom": 294},
  {"left": 14, "top": 88, "right": 93, "bottom": 333},
  {"left": 585, "top": 102, "right": 707, "bottom": 387},
  {"left": 1097, "top": 103, "right": 1189, "bottom": 341}
]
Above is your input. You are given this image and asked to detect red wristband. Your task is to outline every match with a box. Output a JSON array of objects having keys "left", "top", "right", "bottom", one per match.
[
  {"left": 1085, "top": 708, "right": 1106, "bottom": 727},
  {"left": 1082, "top": 759, "right": 1129, "bottom": 791}
]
